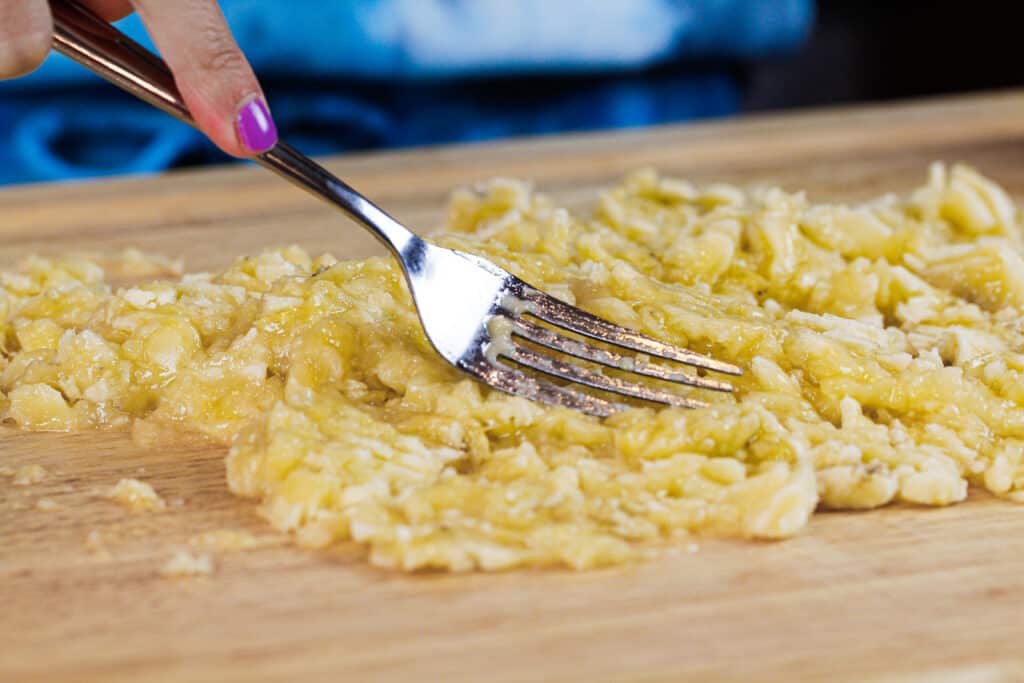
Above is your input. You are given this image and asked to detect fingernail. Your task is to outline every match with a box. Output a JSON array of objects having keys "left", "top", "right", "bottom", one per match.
[{"left": 236, "top": 96, "right": 278, "bottom": 153}]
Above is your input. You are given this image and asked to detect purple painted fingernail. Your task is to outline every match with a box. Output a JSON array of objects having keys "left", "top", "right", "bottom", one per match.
[{"left": 236, "top": 97, "right": 277, "bottom": 153}]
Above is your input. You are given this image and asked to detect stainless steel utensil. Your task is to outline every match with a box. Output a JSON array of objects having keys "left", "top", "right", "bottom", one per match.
[{"left": 50, "top": 0, "right": 741, "bottom": 417}]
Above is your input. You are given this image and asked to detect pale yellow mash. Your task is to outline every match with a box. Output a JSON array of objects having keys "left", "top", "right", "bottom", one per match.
[
  {"left": 105, "top": 477, "right": 166, "bottom": 512},
  {"left": 2, "top": 164, "right": 1024, "bottom": 571}
]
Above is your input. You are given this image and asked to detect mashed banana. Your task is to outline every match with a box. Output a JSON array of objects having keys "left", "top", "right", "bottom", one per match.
[
  {"left": 160, "top": 550, "right": 214, "bottom": 577},
  {"left": 105, "top": 478, "right": 166, "bottom": 512},
  {"left": 12, "top": 463, "right": 48, "bottom": 485},
  {"left": 2, "top": 164, "right": 1024, "bottom": 571}
]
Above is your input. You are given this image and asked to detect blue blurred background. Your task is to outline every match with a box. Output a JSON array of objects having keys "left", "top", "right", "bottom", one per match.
[{"left": 0, "top": 0, "right": 1018, "bottom": 186}]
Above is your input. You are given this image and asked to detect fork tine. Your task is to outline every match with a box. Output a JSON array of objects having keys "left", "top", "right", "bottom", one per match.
[
  {"left": 511, "top": 317, "right": 734, "bottom": 392},
  {"left": 469, "top": 357, "right": 622, "bottom": 418},
  {"left": 516, "top": 286, "right": 743, "bottom": 377},
  {"left": 501, "top": 344, "right": 710, "bottom": 410}
]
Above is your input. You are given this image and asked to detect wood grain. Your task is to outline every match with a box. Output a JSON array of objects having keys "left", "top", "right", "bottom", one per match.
[{"left": 3, "top": 90, "right": 1024, "bottom": 683}]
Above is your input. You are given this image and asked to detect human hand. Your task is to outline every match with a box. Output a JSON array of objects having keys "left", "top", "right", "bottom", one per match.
[{"left": 0, "top": 0, "right": 278, "bottom": 156}]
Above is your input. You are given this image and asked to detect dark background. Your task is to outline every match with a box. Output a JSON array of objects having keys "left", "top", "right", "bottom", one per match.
[
  {"left": 1, "top": 0, "right": 1019, "bottom": 186},
  {"left": 744, "top": 0, "right": 1020, "bottom": 111}
]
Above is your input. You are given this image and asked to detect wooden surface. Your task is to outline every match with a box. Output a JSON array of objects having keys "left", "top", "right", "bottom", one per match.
[{"left": 4, "top": 90, "right": 1024, "bottom": 683}]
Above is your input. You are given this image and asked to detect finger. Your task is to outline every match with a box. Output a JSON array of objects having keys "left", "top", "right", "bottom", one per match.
[
  {"left": 80, "top": 0, "right": 133, "bottom": 22},
  {"left": 0, "top": 0, "right": 53, "bottom": 79},
  {"left": 130, "top": 0, "right": 276, "bottom": 157}
]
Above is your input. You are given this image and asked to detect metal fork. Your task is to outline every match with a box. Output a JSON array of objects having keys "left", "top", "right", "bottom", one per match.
[{"left": 51, "top": 0, "right": 742, "bottom": 417}]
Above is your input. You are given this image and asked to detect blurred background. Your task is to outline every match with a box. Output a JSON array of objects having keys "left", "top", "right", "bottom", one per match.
[{"left": 0, "top": 0, "right": 1018, "bottom": 187}]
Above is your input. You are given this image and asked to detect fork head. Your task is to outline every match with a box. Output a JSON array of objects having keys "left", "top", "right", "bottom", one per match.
[{"left": 403, "top": 240, "right": 742, "bottom": 418}]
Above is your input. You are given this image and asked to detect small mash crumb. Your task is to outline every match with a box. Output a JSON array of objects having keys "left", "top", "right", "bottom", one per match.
[
  {"left": 13, "top": 464, "right": 48, "bottom": 486},
  {"left": 105, "top": 478, "right": 166, "bottom": 512},
  {"left": 189, "top": 529, "right": 262, "bottom": 551},
  {"left": 160, "top": 550, "right": 214, "bottom": 577},
  {"left": 35, "top": 497, "right": 60, "bottom": 511},
  {"left": 85, "top": 530, "right": 103, "bottom": 550},
  {"left": 85, "top": 529, "right": 112, "bottom": 559}
]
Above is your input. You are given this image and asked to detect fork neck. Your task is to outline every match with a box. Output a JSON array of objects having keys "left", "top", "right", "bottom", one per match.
[{"left": 259, "top": 143, "right": 421, "bottom": 258}]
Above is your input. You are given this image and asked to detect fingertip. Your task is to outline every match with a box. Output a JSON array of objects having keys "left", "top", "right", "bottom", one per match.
[
  {"left": 180, "top": 86, "right": 277, "bottom": 159},
  {"left": 0, "top": 1, "right": 53, "bottom": 80},
  {"left": 0, "top": 31, "right": 52, "bottom": 78}
]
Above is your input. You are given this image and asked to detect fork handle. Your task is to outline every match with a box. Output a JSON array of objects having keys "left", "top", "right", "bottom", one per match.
[{"left": 50, "top": 0, "right": 419, "bottom": 256}]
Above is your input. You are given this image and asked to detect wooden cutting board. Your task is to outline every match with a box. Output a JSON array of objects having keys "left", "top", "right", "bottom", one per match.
[{"left": 4, "top": 91, "right": 1024, "bottom": 683}]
